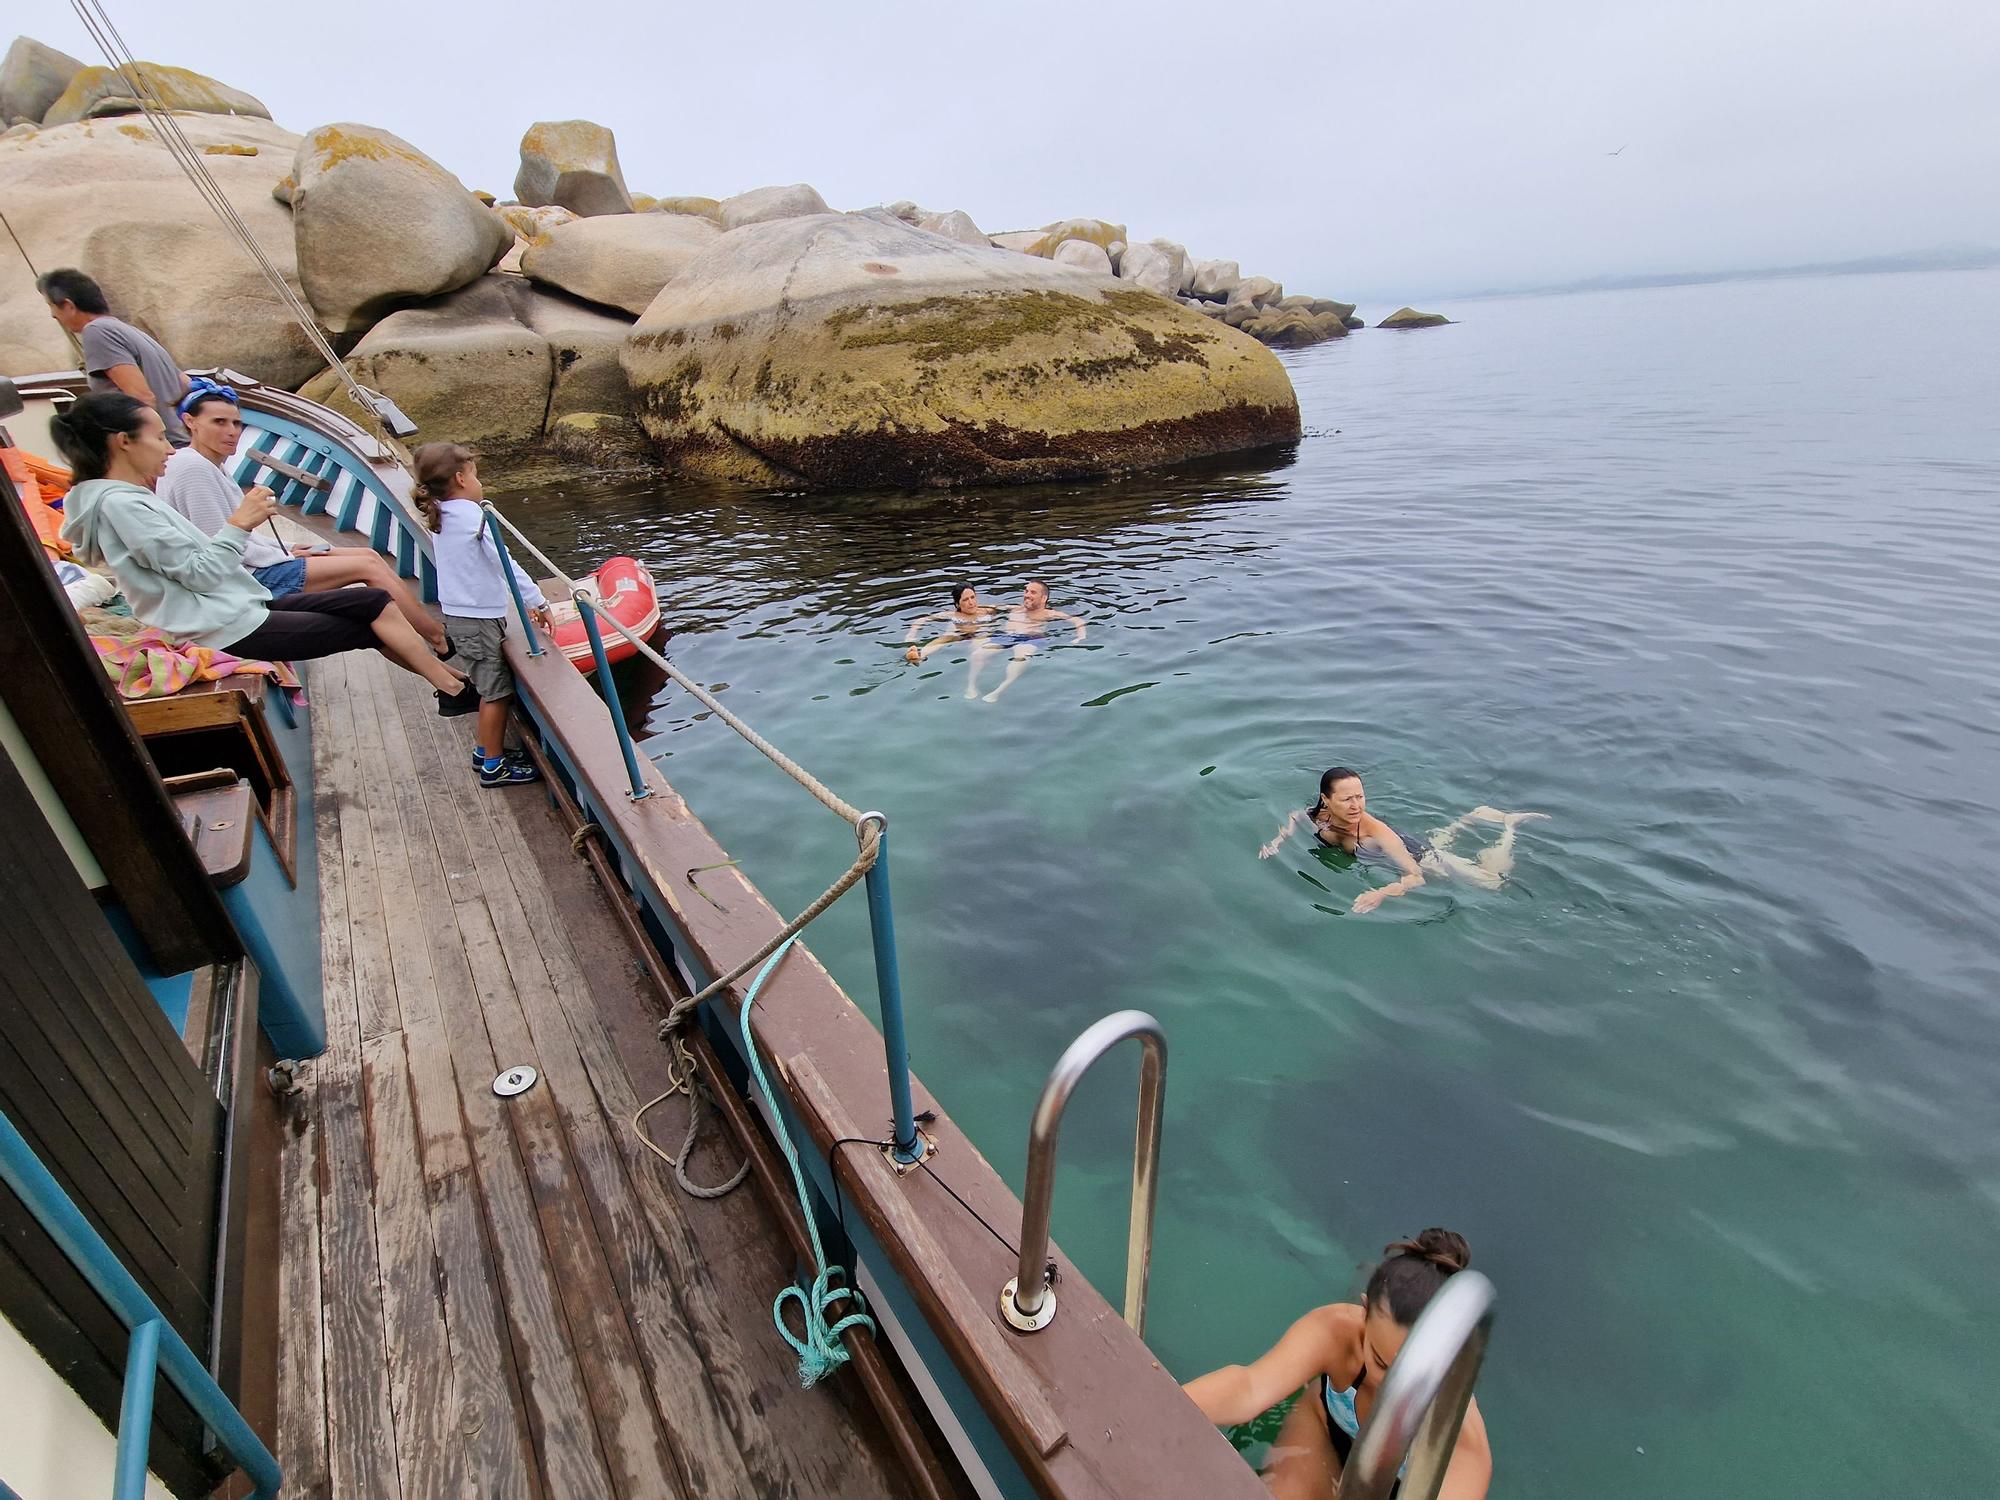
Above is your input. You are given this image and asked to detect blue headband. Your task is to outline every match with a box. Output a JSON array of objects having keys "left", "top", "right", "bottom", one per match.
[{"left": 177, "top": 377, "right": 238, "bottom": 417}]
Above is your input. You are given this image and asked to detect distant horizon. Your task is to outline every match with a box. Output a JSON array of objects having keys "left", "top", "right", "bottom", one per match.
[{"left": 1417, "top": 243, "right": 2000, "bottom": 307}]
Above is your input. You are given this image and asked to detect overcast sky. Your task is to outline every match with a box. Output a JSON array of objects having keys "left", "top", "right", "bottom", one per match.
[{"left": 24, "top": 0, "right": 2000, "bottom": 301}]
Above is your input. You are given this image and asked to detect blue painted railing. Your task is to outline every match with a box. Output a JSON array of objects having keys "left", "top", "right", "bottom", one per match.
[{"left": 0, "top": 1106, "right": 280, "bottom": 1499}]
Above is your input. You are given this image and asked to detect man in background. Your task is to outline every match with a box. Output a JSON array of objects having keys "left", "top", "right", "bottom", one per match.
[{"left": 38, "top": 267, "right": 191, "bottom": 445}]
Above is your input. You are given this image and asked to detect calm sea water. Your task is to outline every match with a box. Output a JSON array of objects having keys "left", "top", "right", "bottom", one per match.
[{"left": 503, "top": 267, "right": 2000, "bottom": 1499}]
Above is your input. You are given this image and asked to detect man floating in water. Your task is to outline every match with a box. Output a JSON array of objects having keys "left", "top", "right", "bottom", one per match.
[
  {"left": 906, "top": 580, "right": 1086, "bottom": 701},
  {"left": 965, "top": 581, "right": 1086, "bottom": 701},
  {"left": 1260, "top": 766, "right": 1547, "bottom": 912}
]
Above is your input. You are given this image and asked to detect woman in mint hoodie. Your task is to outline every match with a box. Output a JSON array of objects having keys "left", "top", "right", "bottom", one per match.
[{"left": 55, "top": 393, "right": 478, "bottom": 713}]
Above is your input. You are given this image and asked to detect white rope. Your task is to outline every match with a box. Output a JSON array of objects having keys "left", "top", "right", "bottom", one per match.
[{"left": 69, "top": 1, "right": 402, "bottom": 450}]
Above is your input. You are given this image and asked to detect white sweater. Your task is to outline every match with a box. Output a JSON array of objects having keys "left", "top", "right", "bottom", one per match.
[
  {"left": 157, "top": 447, "right": 291, "bottom": 569},
  {"left": 433, "top": 497, "right": 547, "bottom": 618}
]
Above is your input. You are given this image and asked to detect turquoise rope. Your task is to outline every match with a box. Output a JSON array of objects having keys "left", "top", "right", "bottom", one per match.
[{"left": 738, "top": 938, "right": 877, "bottom": 1387}]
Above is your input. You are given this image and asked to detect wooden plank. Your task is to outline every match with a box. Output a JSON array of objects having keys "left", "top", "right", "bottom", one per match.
[
  {"left": 357, "top": 659, "right": 555, "bottom": 1500},
  {"left": 363, "top": 662, "right": 618, "bottom": 1500},
  {"left": 344, "top": 670, "right": 440, "bottom": 1029},
  {"left": 437, "top": 724, "right": 766, "bottom": 1500},
  {"left": 788, "top": 1058, "right": 1070, "bottom": 1461},
  {"left": 360, "top": 1030, "right": 475, "bottom": 1500},
  {"left": 477, "top": 780, "right": 898, "bottom": 1498},
  {"left": 322, "top": 656, "right": 403, "bottom": 1042},
  {"left": 248, "top": 446, "right": 333, "bottom": 491},
  {"left": 391, "top": 667, "right": 689, "bottom": 1500},
  {"left": 515, "top": 762, "right": 945, "bottom": 1497},
  {"left": 306, "top": 655, "right": 404, "bottom": 1500},
  {"left": 275, "top": 1070, "right": 330, "bottom": 1499},
  {"left": 308, "top": 657, "right": 364, "bottom": 1052}
]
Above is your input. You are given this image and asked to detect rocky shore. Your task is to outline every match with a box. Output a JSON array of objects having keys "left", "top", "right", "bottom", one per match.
[{"left": 1, "top": 36, "right": 1445, "bottom": 490}]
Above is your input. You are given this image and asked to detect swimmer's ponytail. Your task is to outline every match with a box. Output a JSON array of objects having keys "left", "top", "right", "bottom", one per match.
[{"left": 1364, "top": 1227, "right": 1470, "bottom": 1325}]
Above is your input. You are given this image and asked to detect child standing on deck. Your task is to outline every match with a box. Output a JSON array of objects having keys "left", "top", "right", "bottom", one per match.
[{"left": 413, "top": 442, "right": 550, "bottom": 787}]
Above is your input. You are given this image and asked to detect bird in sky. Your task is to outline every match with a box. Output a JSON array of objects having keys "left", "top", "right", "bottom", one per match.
[{"left": 1607, "top": 144, "right": 1628, "bottom": 156}]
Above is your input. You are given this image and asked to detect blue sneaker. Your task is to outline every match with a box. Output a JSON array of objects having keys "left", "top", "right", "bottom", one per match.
[
  {"left": 478, "top": 756, "right": 542, "bottom": 788},
  {"left": 471, "top": 745, "right": 533, "bottom": 769}
]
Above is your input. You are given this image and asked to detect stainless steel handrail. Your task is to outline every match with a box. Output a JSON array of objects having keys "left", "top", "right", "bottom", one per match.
[
  {"left": 1338, "top": 1271, "right": 1496, "bottom": 1500},
  {"left": 999, "top": 1011, "right": 1167, "bottom": 1337}
]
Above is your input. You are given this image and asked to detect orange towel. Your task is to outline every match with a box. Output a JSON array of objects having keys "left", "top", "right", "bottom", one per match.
[{"left": 3, "top": 448, "right": 71, "bottom": 559}]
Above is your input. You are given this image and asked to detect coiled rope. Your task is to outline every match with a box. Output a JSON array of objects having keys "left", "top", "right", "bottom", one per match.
[{"left": 739, "top": 939, "right": 874, "bottom": 1385}]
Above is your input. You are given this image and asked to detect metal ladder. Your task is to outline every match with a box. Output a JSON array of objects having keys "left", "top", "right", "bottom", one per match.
[
  {"left": 994, "top": 1008, "right": 1494, "bottom": 1500},
  {"left": 997, "top": 1010, "right": 1167, "bottom": 1336}
]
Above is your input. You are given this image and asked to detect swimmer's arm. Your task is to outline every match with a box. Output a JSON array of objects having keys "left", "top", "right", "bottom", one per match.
[
  {"left": 1183, "top": 1305, "right": 1344, "bottom": 1426},
  {"left": 1439, "top": 1395, "right": 1492, "bottom": 1500},
  {"left": 1055, "top": 608, "right": 1086, "bottom": 641},
  {"left": 904, "top": 611, "right": 948, "bottom": 641},
  {"left": 905, "top": 631, "right": 961, "bottom": 664},
  {"left": 1353, "top": 817, "right": 1426, "bottom": 913},
  {"left": 1258, "top": 810, "right": 1306, "bottom": 859}
]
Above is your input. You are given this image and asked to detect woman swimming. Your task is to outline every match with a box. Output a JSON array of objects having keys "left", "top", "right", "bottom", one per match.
[
  {"left": 1184, "top": 1229, "right": 1492, "bottom": 1500},
  {"left": 1259, "top": 767, "right": 1545, "bottom": 913},
  {"left": 904, "top": 582, "right": 997, "bottom": 663}
]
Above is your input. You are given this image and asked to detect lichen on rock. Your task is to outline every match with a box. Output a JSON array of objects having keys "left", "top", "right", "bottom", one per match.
[
  {"left": 43, "top": 61, "right": 268, "bottom": 127},
  {"left": 622, "top": 211, "right": 1298, "bottom": 491},
  {"left": 292, "top": 122, "right": 511, "bottom": 334}
]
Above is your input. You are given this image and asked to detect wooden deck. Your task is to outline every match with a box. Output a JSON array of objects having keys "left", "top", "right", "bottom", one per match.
[{"left": 274, "top": 649, "right": 927, "bottom": 1499}]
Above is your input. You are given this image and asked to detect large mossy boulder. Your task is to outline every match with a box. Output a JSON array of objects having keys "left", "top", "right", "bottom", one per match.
[
  {"left": 42, "top": 62, "right": 268, "bottom": 126},
  {"left": 0, "top": 114, "right": 318, "bottom": 384},
  {"left": 520, "top": 212, "right": 720, "bottom": 316},
  {"left": 1378, "top": 306, "right": 1451, "bottom": 328},
  {"left": 291, "top": 123, "right": 509, "bottom": 334},
  {"left": 298, "top": 276, "right": 633, "bottom": 472},
  {"left": 513, "top": 119, "right": 632, "bottom": 217},
  {"left": 1240, "top": 307, "right": 1348, "bottom": 348},
  {"left": 717, "top": 183, "right": 830, "bottom": 230},
  {"left": 621, "top": 211, "right": 1299, "bottom": 490},
  {"left": 1, "top": 36, "right": 84, "bottom": 126}
]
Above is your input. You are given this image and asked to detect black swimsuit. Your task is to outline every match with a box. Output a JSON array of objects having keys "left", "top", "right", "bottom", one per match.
[{"left": 1313, "top": 811, "right": 1434, "bottom": 864}]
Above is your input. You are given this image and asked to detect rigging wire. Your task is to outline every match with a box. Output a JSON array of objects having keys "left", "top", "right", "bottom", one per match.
[{"left": 68, "top": 0, "right": 405, "bottom": 453}]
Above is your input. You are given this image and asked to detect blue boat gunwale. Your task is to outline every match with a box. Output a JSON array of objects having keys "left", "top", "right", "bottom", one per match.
[{"left": 22, "top": 370, "right": 1265, "bottom": 1500}]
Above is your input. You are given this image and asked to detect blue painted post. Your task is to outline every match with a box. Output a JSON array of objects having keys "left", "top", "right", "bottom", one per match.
[
  {"left": 481, "top": 509, "right": 542, "bottom": 655},
  {"left": 861, "top": 820, "right": 920, "bottom": 1161},
  {"left": 577, "top": 594, "right": 649, "bottom": 801},
  {"left": 113, "top": 1318, "right": 162, "bottom": 1500},
  {"left": 395, "top": 524, "right": 417, "bottom": 579},
  {"left": 334, "top": 474, "right": 364, "bottom": 534},
  {"left": 369, "top": 499, "right": 393, "bottom": 557},
  {"left": 0, "top": 1107, "right": 282, "bottom": 1498}
]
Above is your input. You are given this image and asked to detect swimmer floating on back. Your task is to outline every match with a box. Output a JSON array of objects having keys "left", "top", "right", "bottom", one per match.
[
  {"left": 1184, "top": 1229, "right": 1493, "bottom": 1500},
  {"left": 967, "top": 581, "right": 1086, "bottom": 701},
  {"left": 904, "top": 582, "right": 999, "bottom": 664},
  {"left": 1260, "top": 766, "right": 1546, "bottom": 913},
  {"left": 905, "top": 580, "right": 1086, "bottom": 701}
]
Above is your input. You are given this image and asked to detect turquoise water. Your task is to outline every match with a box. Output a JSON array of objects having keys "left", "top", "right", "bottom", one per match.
[{"left": 506, "top": 267, "right": 2000, "bottom": 1498}]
